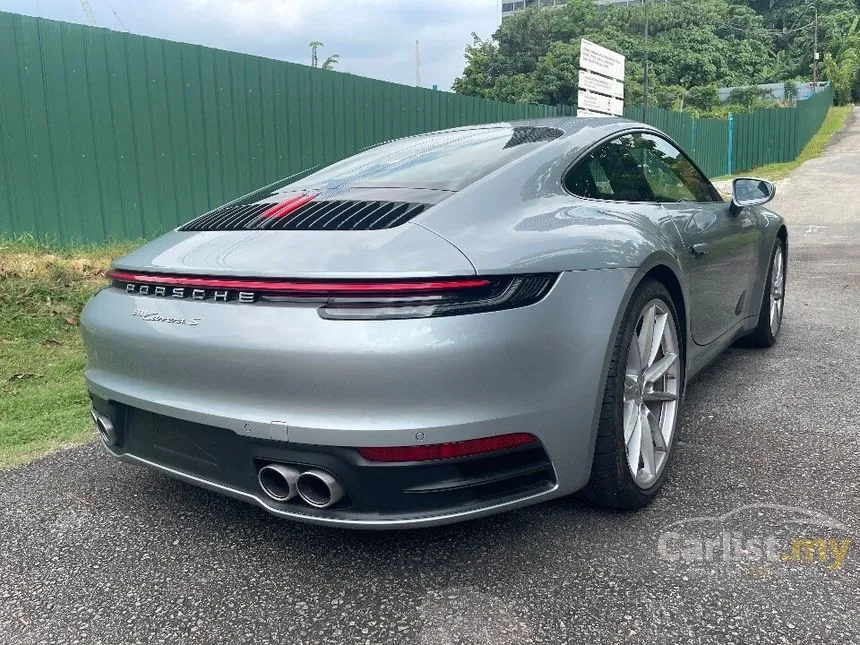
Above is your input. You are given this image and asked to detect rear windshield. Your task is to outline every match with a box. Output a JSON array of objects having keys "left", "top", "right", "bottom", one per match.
[{"left": 283, "top": 125, "right": 563, "bottom": 192}]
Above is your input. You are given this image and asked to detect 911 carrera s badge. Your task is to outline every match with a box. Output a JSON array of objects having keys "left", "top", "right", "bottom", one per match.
[
  {"left": 132, "top": 309, "right": 200, "bottom": 326},
  {"left": 124, "top": 282, "right": 256, "bottom": 303}
]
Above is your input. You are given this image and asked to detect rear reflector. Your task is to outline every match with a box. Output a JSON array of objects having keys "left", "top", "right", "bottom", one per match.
[{"left": 357, "top": 433, "right": 537, "bottom": 462}]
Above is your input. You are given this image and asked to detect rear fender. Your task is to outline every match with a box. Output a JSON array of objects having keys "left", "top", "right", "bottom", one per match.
[{"left": 578, "top": 253, "right": 688, "bottom": 479}]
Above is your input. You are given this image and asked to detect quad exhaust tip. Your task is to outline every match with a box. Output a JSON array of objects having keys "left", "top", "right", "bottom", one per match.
[
  {"left": 91, "top": 409, "right": 118, "bottom": 446},
  {"left": 258, "top": 465, "right": 345, "bottom": 509},
  {"left": 297, "top": 469, "right": 346, "bottom": 509},
  {"left": 258, "top": 464, "right": 301, "bottom": 502}
]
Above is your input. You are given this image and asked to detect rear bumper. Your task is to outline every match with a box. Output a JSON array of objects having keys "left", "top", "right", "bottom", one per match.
[
  {"left": 81, "top": 268, "right": 636, "bottom": 527},
  {"left": 94, "top": 397, "right": 559, "bottom": 529},
  {"left": 105, "top": 448, "right": 561, "bottom": 528}
]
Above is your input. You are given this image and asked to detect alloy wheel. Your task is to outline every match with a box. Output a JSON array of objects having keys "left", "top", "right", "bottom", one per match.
[
  {"left": 769, "top": 246, "right": 785, "bottom": 336},
  {"left": 623, "top": 299, "right": 680, "bottom": 489}
]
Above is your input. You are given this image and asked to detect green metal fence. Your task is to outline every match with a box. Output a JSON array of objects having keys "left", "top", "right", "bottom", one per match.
[
  {"left": 0, "top": 11, "right": 835, "bottom": 244},
  {"left": 624, "top": 84, "right": 834, "bottom": 179},
  {"left": 732, "top": 86, "right": 833, "bottom": 172},
  {"left": 0, "top": 12, "right": 564, "bottom": 243}
]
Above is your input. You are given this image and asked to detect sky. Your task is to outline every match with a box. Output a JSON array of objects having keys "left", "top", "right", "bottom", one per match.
[{"left": 3, "top": 0, "right": 501, "bottom": 90}]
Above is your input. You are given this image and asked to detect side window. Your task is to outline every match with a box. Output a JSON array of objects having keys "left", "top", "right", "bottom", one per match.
[
  {"left": 564, "top": 134, "right": 655, "bottom": 202},
  {"left": 564, "top": 132, "right": 720, "bottom": 203},
  {"left": 636, "top": 134, "right": 720, "bottom": 203}
]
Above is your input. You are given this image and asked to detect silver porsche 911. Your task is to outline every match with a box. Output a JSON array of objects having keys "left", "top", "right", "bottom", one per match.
[{"left": 81, "top": 118, "right": 786, "bottom": 528}]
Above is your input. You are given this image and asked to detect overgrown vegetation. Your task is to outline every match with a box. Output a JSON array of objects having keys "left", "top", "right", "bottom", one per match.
[
  {"left": 822, "top": 16, "right": 860, "bottom": 104},
  {"left": 455, "top": 0, "right": 860, "bottom": 112},
  {"left": 0, "top": 238, "right": 134, "bottom": 467}
]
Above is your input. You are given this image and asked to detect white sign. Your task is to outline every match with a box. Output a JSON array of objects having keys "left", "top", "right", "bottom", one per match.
[
  {"left": 578, "top": 69, "right": 624, "bottom": 99},
  {"left": 577, "top": 90, "right": 625, "bottom": 117},
  {"left": 576, "top": 108, "right": 610, "bottom": 118},
  {"left": 579, "top": 39, "right": 625, "bottom": 82},
  {"left": 577, "top": 39, "right": 625, "bottom": 118}
]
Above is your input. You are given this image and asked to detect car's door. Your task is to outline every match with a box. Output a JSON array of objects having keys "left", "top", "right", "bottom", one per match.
[{"left": 632, "top": 133, "right": 761, "bottom": 345}]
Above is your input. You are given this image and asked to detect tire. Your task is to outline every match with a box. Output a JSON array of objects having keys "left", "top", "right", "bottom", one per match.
[
  {"left": 581, "top": 279, "right": 684, "bottom": 510},
  {"left": 743, "top": 238, "right": 786, "bottom": 348}
]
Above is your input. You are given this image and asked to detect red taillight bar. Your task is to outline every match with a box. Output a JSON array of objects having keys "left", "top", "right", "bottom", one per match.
[
  {"left": 107, "top": 270, "right": 491, "bottom": 294},
  {"left": 357, "top": 433, "right": 537, "bottom": 462}
]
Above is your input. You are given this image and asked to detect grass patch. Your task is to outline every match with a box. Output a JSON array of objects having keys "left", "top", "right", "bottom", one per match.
[
  {"left": 0, "top": 237, "right": 137, "bottom": 467},
  {"left": 715, "top": 105, "right": 854, "bottom": 182}
]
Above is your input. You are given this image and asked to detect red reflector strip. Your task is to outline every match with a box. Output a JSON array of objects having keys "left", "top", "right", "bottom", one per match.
[
  {"left": 260, "top": 193, "right": 317, "bottom": 218},
  {"left": 357, "top": 433, "right": 537, "bottom": 462},
  {"left": 107, "top": 270, "right": 491, "bottom": 294}
]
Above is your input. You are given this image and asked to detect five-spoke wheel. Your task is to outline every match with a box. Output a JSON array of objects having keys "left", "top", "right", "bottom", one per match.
[
  {"left": 584, "top": 279, "right": 683, "bottom": 509},
  {"left": 769, "top": 244, "right": 785, "bottom": 336},
  {"left": 623, "top": 299, "right": 680, "bottom": 489},
  {"left": 586, "top": 239, "right": 786, "bottom": 509},
  {"left": 746, "top": 239, "right": 786, "bottom": 348}
]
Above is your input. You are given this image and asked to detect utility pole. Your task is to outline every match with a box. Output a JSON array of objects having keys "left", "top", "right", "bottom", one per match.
[
  {"left": 812, "top": 5, "right": 819, "bottom": 92},
  {"left": 79, "top": 0, "right": 96, "bottom": 25},
  {"left": 643, "top": 0, "right": 649, "bottom": 121},
  {"left": 416, "top": 40, "right": 421, "bottom": 87}
]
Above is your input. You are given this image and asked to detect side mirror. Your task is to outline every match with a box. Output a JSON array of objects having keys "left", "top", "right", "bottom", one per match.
[{"left": 730, "top": 177, "right": 775, "bottom": 215}]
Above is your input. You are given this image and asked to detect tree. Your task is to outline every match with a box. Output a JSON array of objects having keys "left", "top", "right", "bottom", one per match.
[
  {"left": 322, "top": 54, "right": 340, "bottom": 70},
  {"left": 728, "top": 86, "right": 770, "bottom": 108},
  {"left": 654, "top": 86, "right": 685, "bottom": 111},
  {"left": 309, "top": 41, "right": 323, "bottom": 68},
  {"left": 783, "top": 79, "right": 799, "bottom": 103},
  {"left": 755, "top": 0, "right": 859, "bottom": 82},
  {"left": 453, "top": 0, "right": 860, "bottom": 110},
  {"left": 532, "top": 41, "right": 581, "bottom": 105},
  {"left": 309, "top": 41, "right": 340, "bottom": 71},
  {"left": 453, "top": 0, "right": 775, "bottom": 108},
  {"left": 761, "top": 50, "right": 794, "bottom": 83},
  {"left": 686, "top": 85, "right": 720, "bottom": 112},
  {"left": 821, "top": 15, "right": 860, "bottom": 103},
  {"left": 823, "top": 50, "right": 859, "bottom": 103},
  {"left": 491, "top": 74, "right": 540, "bottom": 104},
  {"left": 452, "top": 34, "right": 498, "bottom": 98}
]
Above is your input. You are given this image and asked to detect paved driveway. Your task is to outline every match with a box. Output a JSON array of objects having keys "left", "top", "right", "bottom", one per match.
[{"left": 2, "top": 111, "right": 859, "bottom": 645}]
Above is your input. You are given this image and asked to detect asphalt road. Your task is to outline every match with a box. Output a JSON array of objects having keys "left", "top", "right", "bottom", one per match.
[{"left": 2, "top": 111, "right": 859, "bottom": 645}]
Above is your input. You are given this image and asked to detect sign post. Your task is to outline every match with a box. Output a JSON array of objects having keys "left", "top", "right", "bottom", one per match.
[{"left": 577, "top": 39, "right": 625, "bottom": 118}]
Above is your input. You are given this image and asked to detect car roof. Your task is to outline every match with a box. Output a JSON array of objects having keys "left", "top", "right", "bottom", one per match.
[
  {"left": 280, "top": 118, "right": 666, "bottom": 195},
  {"left": 431, "top": 116, "right": 649, "bottom": 140}
]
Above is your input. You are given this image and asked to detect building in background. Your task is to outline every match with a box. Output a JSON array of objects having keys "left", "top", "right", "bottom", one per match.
[
  {"left": 501, "top": 0, "right": 632, "bottom": 20},
  {"left": 717, "top": 81, "right": 828, "bottom": 105},
  {"left": 501, "top": 0, "right": 566, "bottom": 19}
]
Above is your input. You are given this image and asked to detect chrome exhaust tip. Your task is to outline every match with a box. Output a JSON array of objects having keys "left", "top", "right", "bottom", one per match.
[
  {"left": 258, "top": 464, "right": 301, "bottom": 502},
  {"left": 296, "top": 469, "right": 346, "bottom": 509},
  {"left": 91, "top": 409, "right": 118, "bottom": 446}
]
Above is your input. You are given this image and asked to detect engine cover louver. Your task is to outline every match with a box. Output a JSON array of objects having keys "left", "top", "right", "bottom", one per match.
[{"left": 180, "top": 200, "right": 428, "bottom": 232}]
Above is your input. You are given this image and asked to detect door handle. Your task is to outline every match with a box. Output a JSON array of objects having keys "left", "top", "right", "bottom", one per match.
[{"left": 690, "top": 243, "right": 711, "bottom": 256}]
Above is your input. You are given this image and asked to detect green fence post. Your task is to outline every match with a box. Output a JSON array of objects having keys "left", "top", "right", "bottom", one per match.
[
  {"left": 690, "top": 119, "right": 696, "bottom": 157},
  {"left": 726, "top": 113, "right": 734, "bottom": 176}
]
